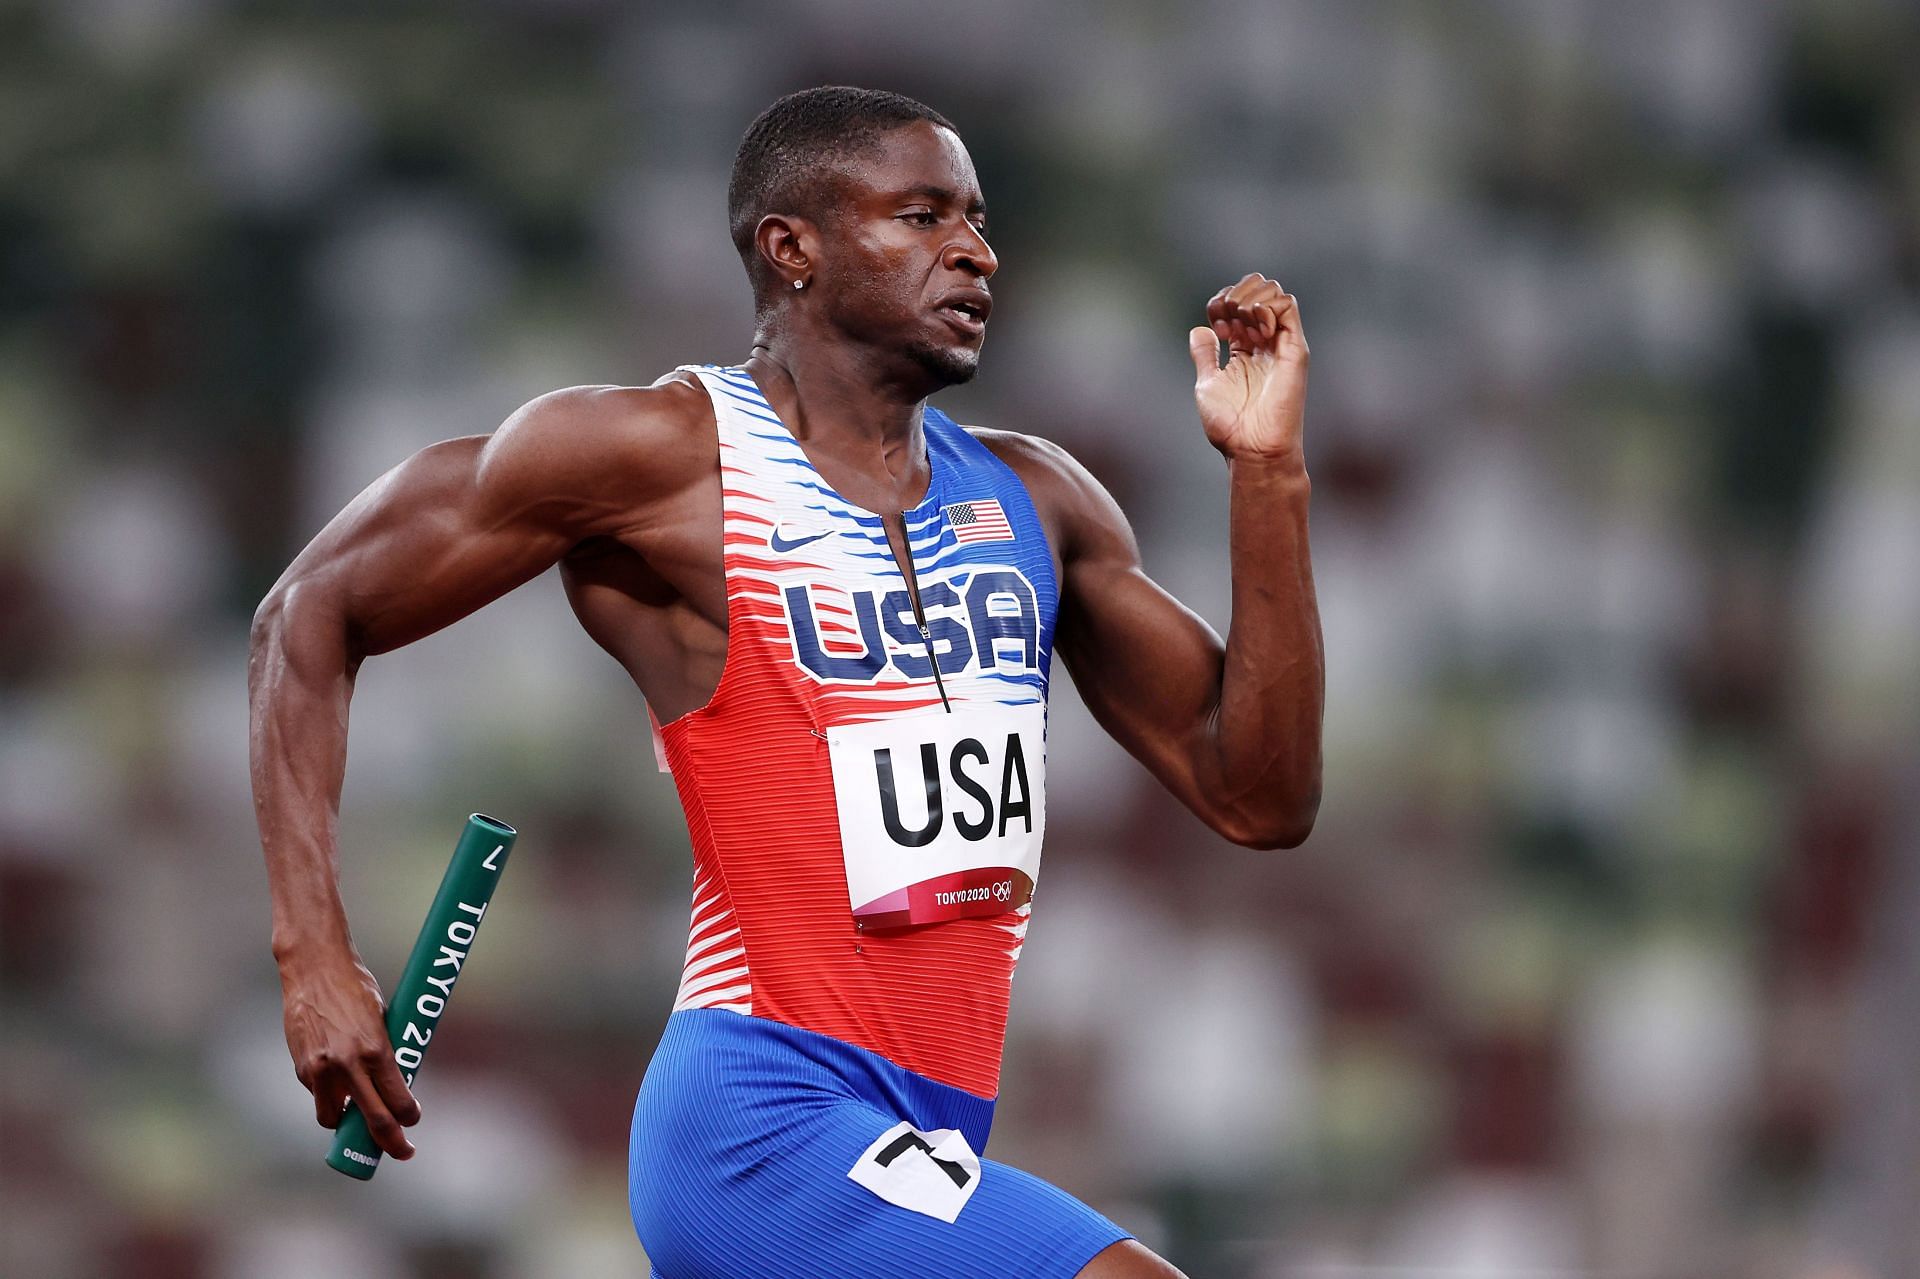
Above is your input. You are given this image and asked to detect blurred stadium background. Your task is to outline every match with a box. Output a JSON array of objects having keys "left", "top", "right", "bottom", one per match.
[{"left": 3, "top": 1, "right": 1917, "bottom": 1276}]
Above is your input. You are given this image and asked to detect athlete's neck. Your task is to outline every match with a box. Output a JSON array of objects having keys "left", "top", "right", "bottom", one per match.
[{"left": 744, "top": 335, "right": 932, "bottom": 485}]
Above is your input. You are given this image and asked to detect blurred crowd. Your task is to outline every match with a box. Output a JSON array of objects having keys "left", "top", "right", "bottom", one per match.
[{"left": 3, "top": 1, "right": 1917, "bottom": 1277}]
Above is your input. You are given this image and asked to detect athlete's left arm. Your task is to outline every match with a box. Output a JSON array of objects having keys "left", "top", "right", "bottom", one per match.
[{"left": 1022, "top": 274, "right": 1322, "bottom": 849}]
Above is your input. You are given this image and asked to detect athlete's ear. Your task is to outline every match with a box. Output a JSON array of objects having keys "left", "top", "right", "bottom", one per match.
[{"left": 755, "top": 213, "right": 818, "bottom": 292}]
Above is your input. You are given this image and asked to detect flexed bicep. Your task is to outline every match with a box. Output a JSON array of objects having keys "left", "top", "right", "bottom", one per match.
[
  {"left": 282, "top": 437, "right": 566, "bottom": 656},
  {"left": 270, "top": 387, "right": 643, "bottom": 656}
]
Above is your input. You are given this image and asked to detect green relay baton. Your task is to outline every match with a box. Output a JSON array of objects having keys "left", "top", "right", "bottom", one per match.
[{"left": 326, "top": 813, "right": 517, "bottom": 1180}]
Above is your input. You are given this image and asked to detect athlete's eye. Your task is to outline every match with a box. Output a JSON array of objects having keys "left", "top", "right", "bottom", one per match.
[
  {"left": 968, "top": 219, "right": 989, "bottom": 238},
  {"left": 899, "top": 210, "right": 938, "bottom": 227}
]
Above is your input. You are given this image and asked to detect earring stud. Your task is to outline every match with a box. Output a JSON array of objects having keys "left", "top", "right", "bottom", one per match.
[{"left": 793, "top": 278, "right": 806, "bottom": 291}]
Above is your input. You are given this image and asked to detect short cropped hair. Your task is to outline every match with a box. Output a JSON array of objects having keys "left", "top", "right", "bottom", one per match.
[{"left": 727, "top": 86, "right": 955, "bottom": 295}]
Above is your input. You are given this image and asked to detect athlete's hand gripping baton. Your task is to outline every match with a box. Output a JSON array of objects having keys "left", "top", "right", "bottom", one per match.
[{"left": 325, "top": 813, "right": 517, "bottom": 1180}]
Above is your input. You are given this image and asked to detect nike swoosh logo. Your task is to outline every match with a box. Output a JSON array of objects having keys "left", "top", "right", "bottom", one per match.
[{"left": 769, "top": 527, "right": 832, "bottom": 553}]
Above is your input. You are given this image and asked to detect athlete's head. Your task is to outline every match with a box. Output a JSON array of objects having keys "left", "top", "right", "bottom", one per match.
[{"left": 728, "top": 86, "right": 998, "bottom": 387}]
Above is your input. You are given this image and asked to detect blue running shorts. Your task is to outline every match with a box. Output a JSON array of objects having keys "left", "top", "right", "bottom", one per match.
[{"left": 629, "top": 1007, "right": 1132, "bottom": 1278}]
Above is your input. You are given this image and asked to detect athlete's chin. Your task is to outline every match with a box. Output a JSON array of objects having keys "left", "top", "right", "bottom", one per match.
[{"left": 908, "top": 340, "right": 982, "bottom": 387}]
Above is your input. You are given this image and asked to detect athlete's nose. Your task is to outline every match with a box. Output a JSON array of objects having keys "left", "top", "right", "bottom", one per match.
[{"left": 943, "top": 223, "right": 998, "bottom": 282}]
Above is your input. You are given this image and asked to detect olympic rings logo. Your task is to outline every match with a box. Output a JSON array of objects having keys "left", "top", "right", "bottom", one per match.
[{"left": 992, "top": 880, "right": 1012, "bottom": 902}]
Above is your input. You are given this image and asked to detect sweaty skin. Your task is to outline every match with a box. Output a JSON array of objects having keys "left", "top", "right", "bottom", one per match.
[{"left": 249, "top": 119, "right": 1319, "bottom": 1279}]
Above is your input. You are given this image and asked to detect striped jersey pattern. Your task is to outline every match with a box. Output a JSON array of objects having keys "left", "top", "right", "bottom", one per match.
[{"left": 657, "top": 363, "right": 1060, "bottom": 1099}]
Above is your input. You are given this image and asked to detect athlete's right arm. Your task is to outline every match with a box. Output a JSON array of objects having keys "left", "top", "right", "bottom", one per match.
[{"left": 248, "top": 384, "right": 675, "bottom": 1159}]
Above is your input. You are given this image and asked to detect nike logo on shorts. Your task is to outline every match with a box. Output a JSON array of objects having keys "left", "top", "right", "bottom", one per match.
[{"left": 770, "top": 526, "right": 832, "bottom": 553}]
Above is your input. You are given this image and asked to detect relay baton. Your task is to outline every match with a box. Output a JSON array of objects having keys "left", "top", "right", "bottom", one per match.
[{"left": 325, "top": 812, "right": 517, "bottom": 1180}]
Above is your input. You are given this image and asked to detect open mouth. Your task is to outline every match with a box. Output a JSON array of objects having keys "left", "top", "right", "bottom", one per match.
[{"left": 939, "top": 297, "right": 990, "bottom": 335}]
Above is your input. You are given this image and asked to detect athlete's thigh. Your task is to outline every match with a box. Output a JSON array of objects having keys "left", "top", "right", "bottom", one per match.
[
  {"left": 1074, "top": 1238, "right": 1191, "bottom": 1279},
  {"left": 636, "top": 1095, "right": 1129, "bottom": 1278}
]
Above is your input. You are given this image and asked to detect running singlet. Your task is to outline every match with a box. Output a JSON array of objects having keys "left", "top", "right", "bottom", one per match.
[
  {"left": 657, "top": 362, "right": 1060, "bottom": 1099},
  {"left": 629, "top": 365, "right": 1129, "bottom": 1279}
]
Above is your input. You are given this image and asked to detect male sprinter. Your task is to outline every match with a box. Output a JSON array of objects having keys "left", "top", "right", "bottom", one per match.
[{"left": 251, "top": 87, "right": 1322, "bottom": 1278}]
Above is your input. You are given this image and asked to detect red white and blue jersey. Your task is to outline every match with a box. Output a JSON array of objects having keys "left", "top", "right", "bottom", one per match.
[{"left": 657, "top": 363, "right": 1060, "bottom": 1099}]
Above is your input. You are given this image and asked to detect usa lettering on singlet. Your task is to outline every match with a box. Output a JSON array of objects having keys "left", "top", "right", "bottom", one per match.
[{"left": 650, "top": 363, "right": 1060, "bottom": 1099}]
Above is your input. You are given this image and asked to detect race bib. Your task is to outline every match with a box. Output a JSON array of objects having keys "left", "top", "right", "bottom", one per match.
[
  {"left": 847, "top": 1121, "right": 982, "bottom": 1223},
  {"left": 826, "top": 702, "right": 1046, "bottom": 929}
]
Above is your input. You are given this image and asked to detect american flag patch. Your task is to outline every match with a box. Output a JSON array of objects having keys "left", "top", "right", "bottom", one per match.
[{"left": 942, "top": 498, "right": 1014, "bottom": 545}]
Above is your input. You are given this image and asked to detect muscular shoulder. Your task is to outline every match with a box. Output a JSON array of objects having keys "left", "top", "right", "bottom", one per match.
[
  {"left": 473, "top": 373, "right": 715, "bottom": 531},
  {"left": 962, "top": 424, "right": 1138, "bottom": 565}
]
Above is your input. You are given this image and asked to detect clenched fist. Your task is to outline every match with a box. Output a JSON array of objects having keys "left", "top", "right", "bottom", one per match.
[{"left": 1188, "top": 273, "right": 1309, "bottom": 465}]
